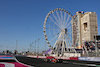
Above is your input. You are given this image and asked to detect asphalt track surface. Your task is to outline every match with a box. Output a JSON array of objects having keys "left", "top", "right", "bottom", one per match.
[{"left": 15, "top": 56, "right": 90, "bottom": 67}]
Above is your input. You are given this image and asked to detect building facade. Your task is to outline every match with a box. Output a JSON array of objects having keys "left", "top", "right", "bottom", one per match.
[
  {"left": 73, "top": 11, "right": 98, "bottom": 47},
  {"left": 81, "top": 12, "right": 98, "bottom": 42}
]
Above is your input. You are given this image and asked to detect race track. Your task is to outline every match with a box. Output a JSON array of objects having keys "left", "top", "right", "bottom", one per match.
[{"left": 15, "top": 56, "right": 89, "bottom": 67}]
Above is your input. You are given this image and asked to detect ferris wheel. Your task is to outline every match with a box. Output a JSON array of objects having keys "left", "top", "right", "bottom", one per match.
[{"left": 43, "top": 8, "right": 76, "bottom": 56}]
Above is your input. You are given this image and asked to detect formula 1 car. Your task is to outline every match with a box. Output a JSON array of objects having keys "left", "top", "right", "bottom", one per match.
[{"left": 44, "top": 56, "right": 63, "bottom": 63}]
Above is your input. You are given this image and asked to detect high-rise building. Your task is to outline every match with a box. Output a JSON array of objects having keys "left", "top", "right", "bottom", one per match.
[
  {"left": 81, "top": 12, "right": 98, "bottom": 41},
  {"left": 73, "top": 11, "right": 98, "bottom": 47}
]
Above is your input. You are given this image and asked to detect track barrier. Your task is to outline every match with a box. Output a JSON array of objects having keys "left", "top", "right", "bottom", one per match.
[{"left": 27, "top": 55, "right": 100, "bottom": 62}]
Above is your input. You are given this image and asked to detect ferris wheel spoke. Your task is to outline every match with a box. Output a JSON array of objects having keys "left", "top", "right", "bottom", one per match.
[
  {"left": 67, "top": 36, "right": 72, "bottom": 47},
  {"left": 65, "top": 14, "right": 70, "bottom": 27},
  {"left": 66, "top": 19, "right": 72, "bottom": 28},
  {"left": 47, "top": 21, "right": 61, "bottom": 29},
  {"left": 67, "top": 25, "right": 72, "bottom": 29},
  {"left": 67, "top": 31, "right": 72, "bottom": 36},
  {"left": 52, "top": 13, "right": 59, "bottom": 24},
  {"left": 56, "top": 11, "right": 61, "bottom": 22},
  {"left": 60, "top": 10, "right": 63, "bottom": 24},
  {"left": 49, "top": 16, "right": 61, "bottom": 28},
  {"left": 67, "top": 32, "right": 72, "bottom": 34},
  {"left": 66, "top": 34, "right": 72, "bottom": 43},
  {"left": 53, "top": 33, "right": 62, "bottom": 48},
  {"left": 49, "top": 33, "right": 59, "bottom": 43},
  {"left": 63, "top": 12, "right": 67, "bottom": 25},
  {"left": 47, "top": 31, "right": 59, "bottom": 37},
  {"left": 65, "top": 36, "right": 71, "bottom": 47},
  {"left": 46, "top": 28, "right": 60, "bottom": 31},
  {"left": 66, "top": 33, "right": 72, "bottom": 40},
  {"left": 67, "top": 23, "right": 75, "bottom": 29}
]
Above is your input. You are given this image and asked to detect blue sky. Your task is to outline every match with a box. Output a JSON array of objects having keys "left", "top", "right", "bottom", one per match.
[{"left": 0, "top": 0, "right": 100, "bottom": 52}]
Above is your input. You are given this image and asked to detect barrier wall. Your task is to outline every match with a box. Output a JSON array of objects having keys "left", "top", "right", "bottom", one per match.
[
  {"left": 70, "top": 57, "right": 78, "bottom": 60},
  {"left": 27, "top": 55, "right": 46, "bottom": 59},
  {"left": 0, "top": 55, "right": 14, "bottom": 60},
  {"left": 27, "top": 55, "right": 77, "bottom": 60},
  {"left": 27, "top": 55, "right": 100, "bottom": 62}
]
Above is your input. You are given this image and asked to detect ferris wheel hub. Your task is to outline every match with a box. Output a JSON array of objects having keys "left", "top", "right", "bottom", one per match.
[
  {"left": 65, "top": 28, "right": 67, "bottom": 34},
  {"left": 61, "top": 28, "right": 67, "bottom": 34}
]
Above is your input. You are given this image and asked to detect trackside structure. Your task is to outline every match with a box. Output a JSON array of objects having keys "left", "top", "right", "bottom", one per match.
[
  {"left": 43, "top": 8, "right": 100, "bottom": 57},
  {"left": 73, "top": 11, "right": 98, "bottom": 46}
]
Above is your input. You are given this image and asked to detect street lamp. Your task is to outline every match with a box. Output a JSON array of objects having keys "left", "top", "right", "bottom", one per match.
[
  {"left": 38, "top": 38, "right": 40, "bottom": 55},
  {"left": 29, "top": 44, "right": 32, "bottom": 52},
  {"left": 42, "top": 38, "right": 47, "bottom": 51},
  {"left": 16, "top": 40, "right": 18, "bottom": 51},
  {"left": 35, "top": 40, "right": 36, "bottom": 55},
  {"left": 31, "top": 42, "right": 34, "bottom": 53}
]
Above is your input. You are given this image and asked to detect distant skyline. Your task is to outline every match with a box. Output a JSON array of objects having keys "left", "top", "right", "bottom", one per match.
[{"left": 0, "top": 0, "right": 100, "bottom": 52}]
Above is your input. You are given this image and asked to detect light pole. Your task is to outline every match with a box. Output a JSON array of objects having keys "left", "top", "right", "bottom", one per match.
[
  {"left": 31, "top": 42, "right": 34, "bottom": 53},
  {"left": 16, "top": 40, "right": 17, "bottom": 51},
  {"left": 38, "top": 38, "right": 40, "bottom": 55},
  {"left": 35, "top": 40, "right": 36, "bottom": 55},
  {"left": 42, "top": 38, "right": 46, "bottom": 51},
  {"left": 30, "top": 44, "right": 32, "bottom": 52},
  {"left": 45, "top": 41, "right": 46, "bottom": 51}
]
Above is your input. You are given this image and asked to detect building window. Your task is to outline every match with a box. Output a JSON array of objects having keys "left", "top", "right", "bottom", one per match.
[{"left": 84, "top": 22, "right": 87, "bottom": 31}]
